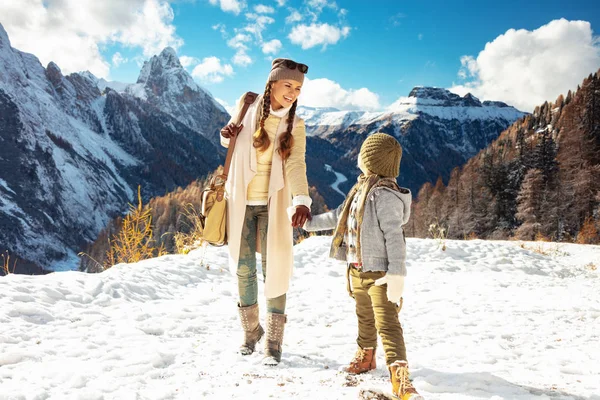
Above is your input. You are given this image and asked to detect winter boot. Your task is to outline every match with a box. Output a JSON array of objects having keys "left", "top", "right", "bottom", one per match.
[
  {"left": 389, "top": 360, "right": 423, "bottom": 400},
  {"left": 343, "top": 347, "right": 376, "bottom": 374},
  {"left": 238, "top": 303, "right": 264, "bottom": 355},
  {"left": 262, "top": 312, "right": 286, "bottom": 366}
]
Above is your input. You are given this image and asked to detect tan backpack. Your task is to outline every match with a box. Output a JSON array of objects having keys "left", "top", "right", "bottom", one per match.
[{"left": 200, "top": 92, "right": 258, "bottom": 246}]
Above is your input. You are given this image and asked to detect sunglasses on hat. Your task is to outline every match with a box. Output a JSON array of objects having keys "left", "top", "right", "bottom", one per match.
[{"left": 283, "top": 60, "right": 309, "bottom": 74}]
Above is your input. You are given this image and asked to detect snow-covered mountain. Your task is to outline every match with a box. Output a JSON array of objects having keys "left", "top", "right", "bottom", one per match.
[
  {"left": 126, "top": 48, "right": 226, "bottom": 145},
  {"left": 297, "top": 88, "right": 526, "bottom": 207},
  {"left": 86, "top": 48, "right": 226, "bottom": 145},
  {"left": 0, "top": 24, "right": 228, "bottom": 273},
  {"left": 1, "top": 236, "right": 598, "bottom": 398}
]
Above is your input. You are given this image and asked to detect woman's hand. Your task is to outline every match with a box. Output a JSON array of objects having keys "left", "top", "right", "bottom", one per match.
[
  {"left": 291, "top": 205, "right": 312, "bottom": 228},
  {"left": 221, "top": 123, "right": 242, "bottom": 139}
]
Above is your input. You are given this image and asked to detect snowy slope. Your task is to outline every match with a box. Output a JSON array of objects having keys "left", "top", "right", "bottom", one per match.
[
  {"left": 297, "top": 87, "right": 525, "bottom": 138},
  {"left": 1, "top": 237, "right": 598, "bottom": 399},
  {"left": 0, "top": 24, "right": 138, "bottom": 270}
]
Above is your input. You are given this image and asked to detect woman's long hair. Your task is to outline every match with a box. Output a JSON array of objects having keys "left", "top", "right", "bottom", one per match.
[{"left": 253, "top": 81, "right": 296, "bottom": 161}]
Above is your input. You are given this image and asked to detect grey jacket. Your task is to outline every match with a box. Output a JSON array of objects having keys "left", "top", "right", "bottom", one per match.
[{"left": 304, "top": 186, "right": 412, "bottom": 276}]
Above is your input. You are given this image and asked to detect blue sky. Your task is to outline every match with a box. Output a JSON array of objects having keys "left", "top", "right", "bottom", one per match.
[{"left": 1, "top": 0, "right": 599, "bottom": 112}]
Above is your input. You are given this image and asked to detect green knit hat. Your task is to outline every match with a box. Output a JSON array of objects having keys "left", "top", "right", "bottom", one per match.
[{"left": 359, "top": 133, "right": 402, "bottom": 177}]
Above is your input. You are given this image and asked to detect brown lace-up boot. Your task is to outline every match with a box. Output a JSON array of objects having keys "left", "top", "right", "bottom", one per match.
[
  {"left": 389, "top": 360, "right": 423, "bottom": 400},
  {"left": 343, "top": 347, "right": 376, "bottom": 374}
]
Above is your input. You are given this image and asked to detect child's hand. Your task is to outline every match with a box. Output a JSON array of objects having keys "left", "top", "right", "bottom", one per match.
[{"left": 375, "top": 274, "right": 405, "bottom": 304}]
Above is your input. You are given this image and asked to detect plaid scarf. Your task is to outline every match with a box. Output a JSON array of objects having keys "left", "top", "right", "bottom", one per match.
[{"left": 330, "top": 174, "right": 401, "bottom": 263}]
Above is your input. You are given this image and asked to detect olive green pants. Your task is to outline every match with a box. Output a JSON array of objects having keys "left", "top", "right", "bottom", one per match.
[
  {"left": 350, "top": 267, "right": 407, "bottom": 365},
  {"left": 237, "top": 205, "right": 286, "bottom": 314}
]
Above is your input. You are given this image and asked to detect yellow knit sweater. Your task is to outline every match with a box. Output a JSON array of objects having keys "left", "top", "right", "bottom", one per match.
[{"left": 247, "top": 113, "right": 309, "bottom": 203}]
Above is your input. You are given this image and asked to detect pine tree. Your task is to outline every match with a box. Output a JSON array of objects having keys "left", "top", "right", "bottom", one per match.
[
  {"left": 457, "top": 168, "right": 478, "bottom": 238},
  {"left": 429, "top": 177, "right": 446, "bottom": 222},
  {"left": 413, "top": 182, "right": 434, "bottom": 237},
  {"left": 515, "top": 169, "right": 544, "bottom": 240},
  {"left": 443, "top": 167, "right": 462, "bottom": 238}
]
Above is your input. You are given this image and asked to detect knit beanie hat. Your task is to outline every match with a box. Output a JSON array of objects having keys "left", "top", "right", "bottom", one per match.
[
  {"left": 267, "top": 58, "right": 307, "bottom": 85},
  {"left": 359, "top": 133, "right": 403, "bottom": 178}
]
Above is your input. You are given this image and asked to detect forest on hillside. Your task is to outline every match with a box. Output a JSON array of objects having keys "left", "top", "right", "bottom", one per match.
[{"left": 408, "top": 69, "right": 600, "bottom": 244}]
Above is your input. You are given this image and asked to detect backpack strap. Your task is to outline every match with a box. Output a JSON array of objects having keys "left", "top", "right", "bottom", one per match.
[{"left": 222, "top": 91, "right": 258, "bottom": 179}]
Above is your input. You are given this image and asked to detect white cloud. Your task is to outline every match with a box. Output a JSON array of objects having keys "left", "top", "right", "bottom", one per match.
[
  {"left": 179, "top": 55, "right": 200, "bottom": 68},
  {"left": 208, "top": 0, "right": 245, "bottom": 15},
  {"left": 286, "top": 10, "right": 303, "bottom": 24},
  {"left": 232, "top": 51, "right": 253, "bottom": 66},
  {"left": 307, "top": 0, "right": 337, "bottom": 12},
  {"left": 299, "top": 77, "right": 380, "bottom": 110},
  {"left": 226, "top": 33, "right": 253, "bottom": 67},
  {"left": 254, "top": 4, "right": 275, "bottom": 13},
  {"left": 275, "top": 0, "right": 286, "bottom": 6},
  {"left": 227, "top": 33, "right": 252, "bottom": 51},
  {"left": 302, "top": 0, "right": 337, "bottom": 22},
  {"left": 418, "top": 33, "right": 423, "bottom": 40},
  {"left": 262, "top": 39, "right": 282, "bottom": 54},
  {"left": 456, "top": 55, "right": 477, "bottom": 79},
  {"left": 0, "top": 0, "right": 183, "bottom": 79},
  {"left": 112, "top": 52, "right": 127, "bottom": 67},
  {"left": 215, "top": 98, "right": 236, "bottom": 115},
  {"left": 244, "top": 13, "right": 276, "bottom": 41},
  {"left": 132, "top": 55, "right": 148, "bottom": 68},
  {"left": 449, "top": 19, "right": 600, "bottom": 112},
  {"left": 289, "top": 23, "right": 350, "bottom": 49},
  {"left": 212, "top": 23, "right": 227, "bottom": 36},
  {"left": 191, "top": 56, "right": 234, "bottom": 83},
  {"left": 223, "top": 14, "right": 274, "bottom": 68}
]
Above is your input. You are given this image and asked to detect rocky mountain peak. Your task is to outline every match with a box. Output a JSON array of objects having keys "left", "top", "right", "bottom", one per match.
[
  {"left": 45, "top": 61, "right": 63, "bottom": 85},
  {"left": 409, "top": 87, "right": 456, "bottom": 101},
  {"left": 137, "top": 47, "right": 183, "bottom": 85},
  {"left": 77, "top": 70, "right": 100, "bottom": 85},
  {"left": 408, "top": 87, "right": 484, "bottom": 107},
  {"left": 158, "top": 47, "right": 181, "bottom": 68},
  {"left": 0, "top": 23, "right": 11, "bottom": 51}
]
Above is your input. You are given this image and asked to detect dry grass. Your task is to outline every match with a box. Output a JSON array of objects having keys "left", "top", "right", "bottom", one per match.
[
  {"left": 465, "top": 232, "right": 478, "bottom": 240},
  {"left": 534, "top": 232, "right": 551, "bottom": 242},
  {"left": 428, "top": 220, "right": 447, "bottom": 251},
  {"left": 80, "top": 186, "right": 167, "bottom": 270},
  {"left": 585, "top": 262, "right": 597, "bottom": 271},
  {"left": 1, "top": 251, "right": 17, "bottom": 275},
  {"left": 576, "top": 217, "right": 599, "bottom": 244},
  {"left": 295, "top": 230, "right": 319, "bottom": 245},
  {"left": 519, "top": 240, "right": 569, "bottom": 257},
  {"left": 172, "top": 203, "right": 206, "bottom": 254}
]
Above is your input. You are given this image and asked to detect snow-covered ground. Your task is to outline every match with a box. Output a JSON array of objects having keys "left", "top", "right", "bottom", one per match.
[{"left": 1, "top": 237, "right": 599, "bottom": 400}]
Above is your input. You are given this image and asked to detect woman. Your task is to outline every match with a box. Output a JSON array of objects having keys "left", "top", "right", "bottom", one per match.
[{"left": 220, "top": 58, "right": 312, "bottom": 366}]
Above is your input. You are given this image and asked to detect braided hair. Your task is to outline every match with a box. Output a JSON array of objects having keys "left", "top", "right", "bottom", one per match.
[
  {"left": 278, "top": 100, "right": 296, "bottom": 161},
  {"left": 253, "top": 81, "right": 296, "bottom": 161}
]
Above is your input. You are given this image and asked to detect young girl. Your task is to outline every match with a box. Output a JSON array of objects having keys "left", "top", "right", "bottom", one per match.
[
  {"left": 303, "top": 133, "right": 422, "bottom": 399},
  {"left": 220, "top": 58, "right": 312, "bottom": 366}
]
